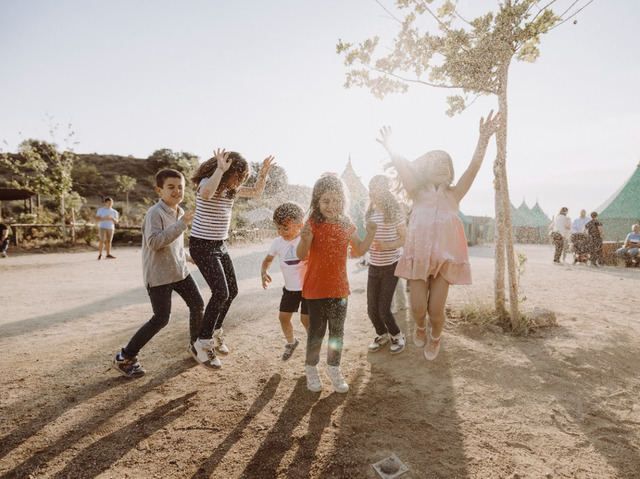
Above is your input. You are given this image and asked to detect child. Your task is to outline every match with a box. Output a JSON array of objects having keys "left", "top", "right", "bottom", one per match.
[
  {"left": 297, "top": 174, "right": 377, "bottom": 393},
  {"left": 189, "top": 148, "right": 274, "bottom": 368},
  {"left": 377, "top": 111, "right": 500, "bottom": 361},
  {"left": 585, "top": 211, "right": 604, "bottom": 267},
  {"left": 112, "top": 169, "right": 205, "bottom": 377},
  {"left": 365, "top": 175, "right": 407, "bottom": 354},
  {"left": 95, "top": 196, "right": 119, "bottom": 260},
  {"left": 261, "top": 202, "right": 310, "bottom": 360},
  {"left": 0, "top": 222, "right": 10, "bottom": 258}
]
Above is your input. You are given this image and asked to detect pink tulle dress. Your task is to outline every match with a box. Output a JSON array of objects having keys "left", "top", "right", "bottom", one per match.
[{"left": 395, "top": 185, "right": 471, "bottom": 285}]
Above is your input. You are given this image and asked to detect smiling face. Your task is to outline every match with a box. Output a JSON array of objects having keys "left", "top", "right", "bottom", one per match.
[
  {"left": 156, "top": 176, "right": 185, "bottom": 208},
  {"left": 318, "top": 191, "right": 344, "bottom": 221},
  {"left": 277, "top": 220, "right": 304, "bottom": 241}
]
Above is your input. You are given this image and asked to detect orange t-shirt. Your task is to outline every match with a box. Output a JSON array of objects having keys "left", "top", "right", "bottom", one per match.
[{"left": 302, "top": 219, "right": 356, "bottom": 300}]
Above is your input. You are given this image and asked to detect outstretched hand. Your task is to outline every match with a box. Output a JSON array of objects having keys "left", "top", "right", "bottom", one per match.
[
  {"left": 376, "top": 126, "right": 393, "bottom": 153},
  {"left": 479, "top": 110, "right": 501, "bottom": 139},
  {"left": 214, "top": 148, "right": 232, "bottom": 172},
  {"left": 260, "top": 156, "right": 276, "bottom": 175}
]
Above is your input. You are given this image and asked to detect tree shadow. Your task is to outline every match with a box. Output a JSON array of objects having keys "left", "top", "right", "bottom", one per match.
[
  {"left": 320, "top": 350, "right": 470, "bottom": 478},
  {"left": 190, "top": 373, "right": 282, "bottom": 479},
  {"left": 513, "top": 332, "right": 640, "bottom": 477},
  {"left": 0, "top": 287, "right": 147, "bottom": 339},
  {"left": 50, "top": 391, "right": 197, "bottom": 479},
  {"left": 1, "top": 357, "right": 196, "bottom": 478}
]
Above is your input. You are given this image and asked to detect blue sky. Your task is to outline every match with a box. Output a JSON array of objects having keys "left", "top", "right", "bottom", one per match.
[{"left": 1, "top": 0, "right": 638, "bottom": 218}]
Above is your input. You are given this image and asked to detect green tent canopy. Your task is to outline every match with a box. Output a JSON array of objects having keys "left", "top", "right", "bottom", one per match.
[{"left": 596, "top": 163, "right": 640, "bottom": 240}]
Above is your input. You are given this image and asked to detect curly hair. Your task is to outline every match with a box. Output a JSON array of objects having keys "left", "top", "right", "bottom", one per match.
[
  {"left": 365, "top": 175, "right": 402, "bottom": 224},
  {"left": 273, "top": 202, "right": 305, "bottom": 226},
  {"left": 191, "top": 151, "right": 249, "bottom": 199}
]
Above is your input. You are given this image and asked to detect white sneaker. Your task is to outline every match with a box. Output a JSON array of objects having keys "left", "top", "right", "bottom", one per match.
[
  {"left": 367, "top": 333, "right": 390, "bottom": 352},
  {"left": 305, "top": 365, "right": 323, "bottom": 392},
  {"left": 213, "top": 328, "right": 229, "bottom": 355},
  {"left": 389, "top": 332, "right": 406, "bottom": 354},
  {"left": 325, "top": 365, "right": 349, "bottom": 393},
  {"left": 190, "top": 338, "right": 222, "bottom": 369}
]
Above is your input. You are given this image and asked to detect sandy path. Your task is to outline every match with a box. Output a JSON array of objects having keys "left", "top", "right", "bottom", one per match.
[{"left": 1, "top": 243, "right": 639, "bottom": 478}]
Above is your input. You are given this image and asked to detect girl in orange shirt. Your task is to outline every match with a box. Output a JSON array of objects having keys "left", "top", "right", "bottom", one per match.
[{"left": 297, "top": 174, "right": 377, "bottom": 393}]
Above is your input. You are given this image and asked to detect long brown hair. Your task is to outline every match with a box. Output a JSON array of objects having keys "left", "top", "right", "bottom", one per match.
[
  {"left": 191, "top": 151, "right": 249, "bottom": 199},
  {"left": 366, "top": 175, "right": 402, "bottom": 224},
  {"left": 308, "top": 174, "right": 350, "bottom": 225}
]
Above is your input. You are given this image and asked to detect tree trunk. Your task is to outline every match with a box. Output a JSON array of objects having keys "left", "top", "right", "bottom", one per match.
[
  {"left": 496, "top": 64, "right": 523, "bottom": 332},
  {"left": 125, "top": 191, "right": 130, "bottom": 223},
  {"left": 60, "top": 194, "right": 67, "bottom": 240},
  {"left": 492, "top": 163, "right": 506, "bottom": 318}
]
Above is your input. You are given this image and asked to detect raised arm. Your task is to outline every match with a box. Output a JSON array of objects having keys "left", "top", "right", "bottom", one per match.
[
  {"left": 296, "top": 221, "right": 313, "bottom": 260},
  {"left": 238, "top": 156, "right": 276, "bottom": 198},
  {"left": 350, "top": 221, "right": 377, "bottom": 257},
  {"left": 452, "top": 110, "right": 500, "bottom": 203},
  {"left": 199, "top": 149, "right": 232, "bottom": 200},
  {"left": 376, "top": 126, "right": 419, "bottom": 196}
]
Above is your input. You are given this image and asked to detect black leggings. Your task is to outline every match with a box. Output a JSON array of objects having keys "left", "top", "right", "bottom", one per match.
[
  {"left": 305, "top": 298, "right": 348, "bottom": 367},
  {"left": 367, "top": 262, "right": 400, "bottom": 336},
  {"left": 189, "top": 237, "right": 238, "bottom": 339},
  {"left": 123, "top": 274, "right": 204, "bottom": 358}
]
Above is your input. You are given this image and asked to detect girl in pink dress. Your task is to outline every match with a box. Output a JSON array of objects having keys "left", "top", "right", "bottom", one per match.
[{"left": 376, "top": 111, "right": 500, "bottom": 361}]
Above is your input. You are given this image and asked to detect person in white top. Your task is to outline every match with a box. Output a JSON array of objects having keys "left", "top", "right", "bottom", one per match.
[
  {"left": 549, "top": 207, "right": 571, "bottom": 263},
  {"left": 365, "top": 175, "right": 407, "bottom": 354},
  {"left": 261, "top": 202, "right": 310, "bottom": 361},
  {"left": 188, "top": 149, "right": 274, "bottom": 368},
  {"left": 95, "top": 197, "right": 119, "bottom": 260}
]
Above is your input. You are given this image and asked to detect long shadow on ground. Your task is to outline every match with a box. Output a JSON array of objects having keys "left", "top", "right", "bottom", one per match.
[
  {"left": 514, "top": 331, "right": 640, "bottom": 477},
  {"left": 190, "top": 373, "right": 282, "bottom": 479},
  {"left": 51, "top": 392, "right": 197, "bottom": 479},
  {"left": 320, "top": 349, "right": 470, "bottom": 478},
  {"left": 0, "top": 357, "right": 196, "bottom": 479}
]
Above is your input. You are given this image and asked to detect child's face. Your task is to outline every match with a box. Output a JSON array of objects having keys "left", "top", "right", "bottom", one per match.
[
  {"left": 427, "top": 158, "right": 452, "bottom": 186},
  {"left": 318, "top": 191, "right": 343, "bottom": 221},
  {"left": 156, "top": 176, "right": 185, "bottom": 207},
  {"left": 277, "top": 219, "right": 303, "bottom": 241},
  {"left": 104, "top": 200, "right": 113, "bottom": 208}
]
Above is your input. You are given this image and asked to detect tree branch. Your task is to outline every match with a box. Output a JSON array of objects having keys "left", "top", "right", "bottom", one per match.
[
  {"left": 549, "top": 0, "right": 594, "bottom": 30},
  {"left": 373, "top": 0, "right": 403, "bottom": 25},
  {"left": 367, "top": 65, "right": 496, "bottom": 94}
]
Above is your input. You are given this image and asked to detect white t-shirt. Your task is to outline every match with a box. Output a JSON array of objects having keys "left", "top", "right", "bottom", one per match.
[
  {"left": 268, "top": 236, "right": 306, "bottom": 291},
  {"left": 368, "top": 210, "right": 403, "bottom": 266},
  {"left": 551, "top": 214, "right": 571, "bottom": 238},
  {"left": 571, "top": 217, "right": 589, "bottom": 234},
  {"left": 96, "top": 207, "right": 119, "bottom": 230}
]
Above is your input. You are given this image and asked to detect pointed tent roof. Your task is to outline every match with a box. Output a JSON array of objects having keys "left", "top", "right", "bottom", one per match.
[
  {"left": 597, "top": 163, "right": 640, "bottom": 219},
  {"left": 510, "top": 201, "right": 530, "bottom": 227},
  {"left": 341, "top": 155, "right": 368, "bottom": 201},
  {"left": 530, "top": 201, "right": 551, "bottom": 227}
]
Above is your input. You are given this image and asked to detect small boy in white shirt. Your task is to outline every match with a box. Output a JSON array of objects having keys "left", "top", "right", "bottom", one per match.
[{"left": 261, "top": 202, "right": 309, "bottom": 360}]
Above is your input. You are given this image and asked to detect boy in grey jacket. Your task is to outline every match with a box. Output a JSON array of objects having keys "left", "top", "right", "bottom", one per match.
[{"left": 112, "top": 169, "right": 205, "bottom": 378}]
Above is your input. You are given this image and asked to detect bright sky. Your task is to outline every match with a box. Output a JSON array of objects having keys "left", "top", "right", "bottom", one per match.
[{"left": 1, "top": 0, "right": 638, "bottom": 218}]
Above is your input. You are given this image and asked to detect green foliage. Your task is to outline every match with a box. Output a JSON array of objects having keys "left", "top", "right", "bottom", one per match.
[
  {"left": 245, "top": 162, "right": 289, "bottom": 196},
  {"left": 337, "top": 0, "right": 575, "bottom": 111},
  {"left": 115, "top": 175, "right": 137, "bottom": 194}
]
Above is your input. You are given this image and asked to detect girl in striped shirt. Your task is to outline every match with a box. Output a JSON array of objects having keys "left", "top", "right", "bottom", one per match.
[
  {"left": 365, "top": 175, "right": 407, "bottom": 354},
  {"left": 189, "top": 149, "right": 274, "bottom": 369}
]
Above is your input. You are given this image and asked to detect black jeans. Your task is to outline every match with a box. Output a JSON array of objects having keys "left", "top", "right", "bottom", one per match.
[
  {"left": 189, "top": 237, "right": 238, "bottom": 339},
  {"left": 1, "top": 238, "right": 8, "bottom": 254},
  {"left": 123, "top": 274, "right": 204, "bottom": 358},
  {"left": 306, "top": 298, "right": 348, "bottom": 367},
  {"left": 367, "top": 262, "right": 400, "bottom": 336}
]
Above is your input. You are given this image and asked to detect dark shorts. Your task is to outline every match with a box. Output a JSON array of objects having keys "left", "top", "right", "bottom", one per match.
[{"left": 280, "top": 288, "right": 309, "bottom": 314}]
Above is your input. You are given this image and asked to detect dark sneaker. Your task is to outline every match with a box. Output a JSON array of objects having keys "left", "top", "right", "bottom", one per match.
[
  {"left": 282, "top": 338, "right": 299, "bottom": 361},
  {"left": 98, "top": 254, "right": 102, "bottom": 260},
  {"left": 367, "top": 333, "right": 389, "bottom": 352},
  {"left": 106, "top": 254, "right": 116, "bottom": 259},
  {"left": 112, "top": 351, "right": 145, "bottom": 378}
]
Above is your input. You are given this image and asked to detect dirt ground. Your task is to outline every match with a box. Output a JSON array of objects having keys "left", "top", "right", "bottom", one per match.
[{"left": 1, "top": 242, "right": 639, "bottom": 478}]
